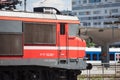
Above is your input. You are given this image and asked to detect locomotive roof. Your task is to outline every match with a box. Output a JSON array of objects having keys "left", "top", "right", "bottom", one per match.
[{"left": 0, "top": 10, "right": 80, "bottom": 24}]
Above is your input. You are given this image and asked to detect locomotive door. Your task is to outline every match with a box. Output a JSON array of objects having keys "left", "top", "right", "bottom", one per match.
[{"left": 58, "top": 23, "right": 68, "bottom": 63}]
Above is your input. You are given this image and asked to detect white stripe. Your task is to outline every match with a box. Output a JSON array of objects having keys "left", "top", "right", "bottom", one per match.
[
  {"left": 24, "top": 46, "right": 58, "bottom": 50},
  {"left": 85, "top": 47, "right": 101, "bottom": 51},
  {"left": 85, "top": 47, "right": 120, "bottom": 52},
  {"left": 109, "top": 48, "right": 120, "bottom": 52},
  {"left": 24, "top": 46, "right": 85, "bottom": 50}
]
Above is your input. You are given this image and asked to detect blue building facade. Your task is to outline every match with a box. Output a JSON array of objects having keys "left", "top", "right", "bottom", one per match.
[{"left": 72, "top": 0, "right": 120, "bottom": 28}]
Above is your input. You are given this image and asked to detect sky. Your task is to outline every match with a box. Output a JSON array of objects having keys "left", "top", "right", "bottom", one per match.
[{"left": 18, "top": 0, "right": 72, "bottom": 11}]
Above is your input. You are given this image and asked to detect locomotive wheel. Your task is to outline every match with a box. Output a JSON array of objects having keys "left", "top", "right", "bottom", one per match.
[
  {"left": 67, "top": 71, "right": 77, "bottom": 80},
  {"left": 0, "top": 71, "right": 16, "bottom": 80},
  {"left": 67, "top": 70, "right": 81, "bottom": 80},
  {"left": 0, "top": 72, "right": 10, "bottom": 80},
  {"left": 23, "top": 70, "right": 41, "bottom": 80}
]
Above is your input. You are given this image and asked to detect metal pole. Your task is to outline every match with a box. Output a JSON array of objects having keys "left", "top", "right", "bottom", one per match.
[
  {"left": 87, "top": 70, "right": 90, "bottom": 80},
  {"left": 115, "top": 62, "right": 116, "bottom": 80},
  {"left": 24, "top": 0, "right": 26, "bottom": 11},
  {"left": 112, "top": 25, "right": 114, "bottom": 39},
  {"left": 87, "top": 70, "right": 88, "bottom": 80},
  {"left": 89, "top": 70, "right": 90, "bottom": 80},
  {"left": 102, "top": 63, "right": 104, "bottom": 80}
]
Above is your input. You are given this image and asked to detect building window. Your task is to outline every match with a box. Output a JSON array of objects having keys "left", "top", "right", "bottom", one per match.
[
  {"left": 93, "top": 16, "right": 98, "bottom": 19},
  {"left": 79, "top": 0, "right": 81, "bottom": 4},
  {"left": 79, "top": 12, "right": 85, "bottom": 15},
  {"left": 111, "top": 9, "right": 118, "bottom": 13},
  {"left": 93, "top": 22, "right": 101, "bottom": 25},
  {"left": 79, "top": 16, "right": 104, "bottom": 21},
  {"left": 83, "top": 0, "right": 87, "bottom": 3},
  {"left": 116, "top": 0, "right": 120, "bottom": 2},
  {"left": 99, "top": 16, "right": 104, "bottom": 19},
  {"left": 79, "top": 11, "right": 90, "bottom": 15},
  {"left": 73, "top": 12, "right": 77, "bottom": 15},
  {"left": 72, "top": 1, "right": 76, "bottom": 5},
  {"left": 93, "top": 22, "right": 97, "bottom": 25},
  {"left": 86, "top": 11, "right": 91, "bottom": 15},
  {"left": 93, "top": 10, "right": 101, "bottom": 14},
  {"left": 105, "top": 0, "right": 107, "bottom": 2},
  {"left": 83, "top": 22, "right": 87, "bottom": 26},
  {"left": 83, "top": 22, "right": 91, "bottom": 26},
  {"left": 89, "top": 0, "right": 94, "bottom": 3},
  {"left": 88, "top": 17, "right": 92, "bottom": 20},
  {"left": 89, "top": 0, "right": 101, "bottom": 3},
  {"left": 105, "top": 10, "right": 107, "bottom": 13}
]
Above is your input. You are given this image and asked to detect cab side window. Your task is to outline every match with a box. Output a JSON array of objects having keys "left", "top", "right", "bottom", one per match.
[{"left": 60, "top": 23, "right": 65, "bottom": 35}]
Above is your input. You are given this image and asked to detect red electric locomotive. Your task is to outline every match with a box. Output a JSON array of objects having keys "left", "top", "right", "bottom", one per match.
[{"left": 0, "top": 7, "right": 92, "bottom": 80}]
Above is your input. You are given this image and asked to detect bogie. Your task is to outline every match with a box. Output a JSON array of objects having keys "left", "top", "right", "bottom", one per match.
[{"left": 0, "top": 66, "right": 81, "bottom": 80}]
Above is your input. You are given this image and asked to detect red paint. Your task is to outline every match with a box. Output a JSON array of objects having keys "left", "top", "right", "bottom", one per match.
[
  {"left": 24, "top": 50, "right": 58, "bottom": 58},
  {"left": 0, "top": 12, "right": 86, "bottom": 60}
]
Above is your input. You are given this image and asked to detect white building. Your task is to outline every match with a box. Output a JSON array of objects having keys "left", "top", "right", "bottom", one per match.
[{"left": 72, "top": 0, "right": 120, "bottom": 28}]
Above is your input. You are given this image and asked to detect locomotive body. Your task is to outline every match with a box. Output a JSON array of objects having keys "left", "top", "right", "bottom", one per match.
[{"left": 0, "top": 10, "right": 91, "bottom": 80}]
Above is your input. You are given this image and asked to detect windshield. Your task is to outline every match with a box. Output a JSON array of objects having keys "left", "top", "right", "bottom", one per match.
[{"left": 68, "top": 24, "right": 79, "bottom": 36}]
